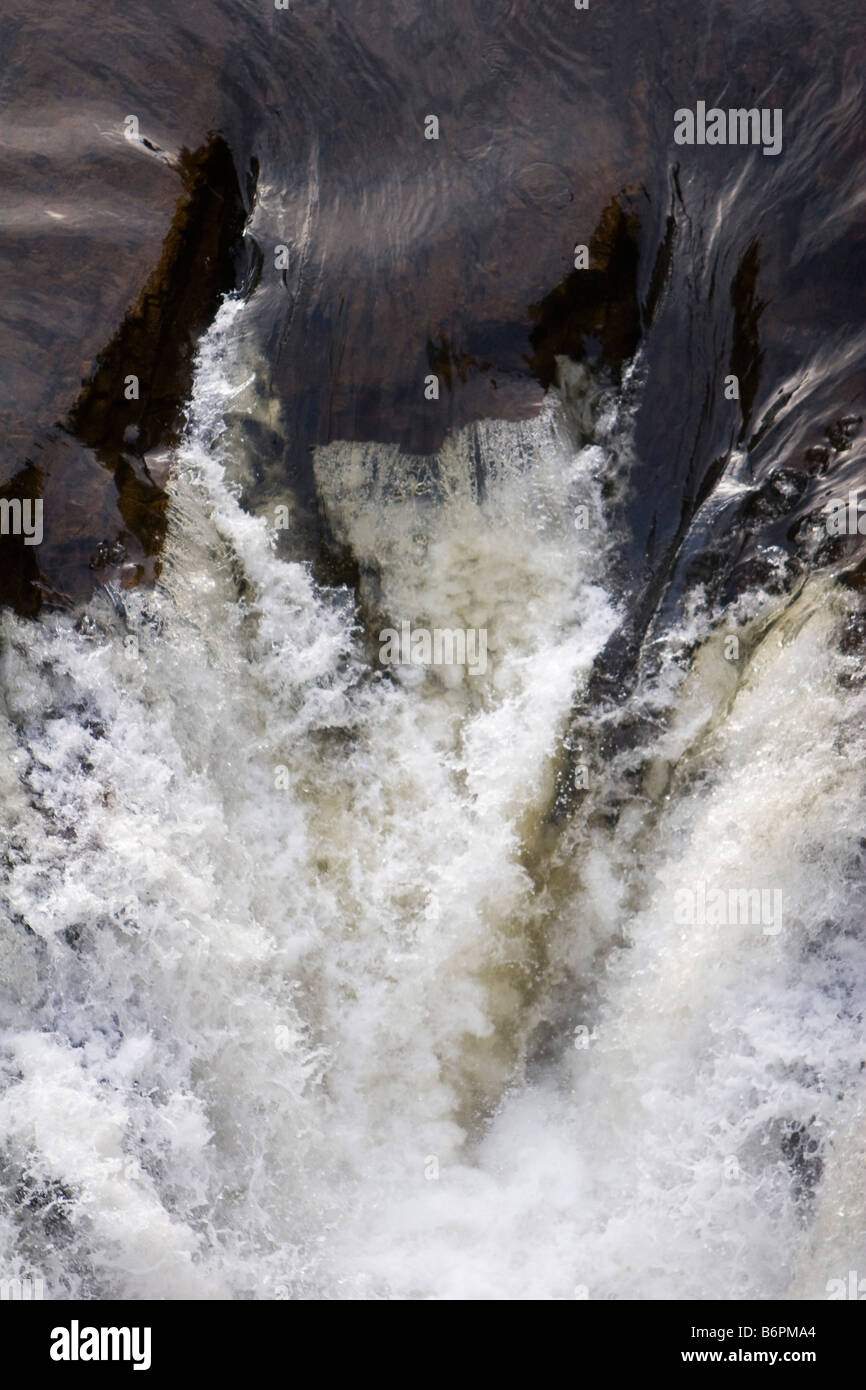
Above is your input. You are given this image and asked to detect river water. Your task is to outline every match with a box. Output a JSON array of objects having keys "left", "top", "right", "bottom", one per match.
[{"left": 0, "top": 0, "right": 865, "bottom": 1299}]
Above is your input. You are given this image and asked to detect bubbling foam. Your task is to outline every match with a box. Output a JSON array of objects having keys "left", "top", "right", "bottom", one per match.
[{"left": 1, "top": 297, "right": 863, "bottom": 1300}]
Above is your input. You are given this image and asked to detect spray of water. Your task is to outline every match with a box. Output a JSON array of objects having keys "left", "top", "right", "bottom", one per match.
[{"left": 1, "top": 296, "right": 864, "bottom": 1300}]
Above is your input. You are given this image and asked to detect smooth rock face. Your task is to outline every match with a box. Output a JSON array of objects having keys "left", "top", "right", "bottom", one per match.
[
  {"left": 1, "top": 134, "right": 254, "bottom": 611},
  {"left": 1, "top": 0, "right": 864, "bottom": 615},
  {"left": 0, "top": 0, "right": 227, "bottom": 464},
  {"left": 0, "top": 0, "right": 253, "bottom": 611}
]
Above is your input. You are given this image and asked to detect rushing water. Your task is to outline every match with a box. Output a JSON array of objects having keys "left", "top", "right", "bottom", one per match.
[{"left": 1, "top": 0, "right": 865, "bottom": 1300}]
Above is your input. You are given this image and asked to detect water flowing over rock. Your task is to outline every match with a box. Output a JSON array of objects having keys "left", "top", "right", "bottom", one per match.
[{"left": 0, "top": 0, "right": 865, "bottom": 1303}]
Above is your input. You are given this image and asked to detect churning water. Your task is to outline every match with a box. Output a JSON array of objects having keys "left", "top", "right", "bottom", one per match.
[
  {"left": 1, "top": 0, "right": 865, "bottom": 1303},
  {"left": 2, "top": 288, "right": 865, "bottom": 1300}
]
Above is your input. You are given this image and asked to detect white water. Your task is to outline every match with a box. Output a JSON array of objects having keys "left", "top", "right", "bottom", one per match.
[{"left": 1, "top": 297, "right": 865, "bottom": 1300}]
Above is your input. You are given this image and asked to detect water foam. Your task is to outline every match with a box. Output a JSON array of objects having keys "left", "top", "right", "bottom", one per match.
[{"left": 1, "top": 297, "right": 864, "bottom": 1300}]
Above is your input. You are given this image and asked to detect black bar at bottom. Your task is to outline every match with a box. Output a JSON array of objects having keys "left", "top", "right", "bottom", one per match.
[{"left": 6, "top": 1298, "right": 861, "bottom": 1376}]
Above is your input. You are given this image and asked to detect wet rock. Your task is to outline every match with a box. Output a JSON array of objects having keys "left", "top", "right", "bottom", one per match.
[
  {"left": 0, "top": 135, "right": 256, "bottom": 615},
  {"left": 527, "top": 196, "right": 643, "bottom": 388},
  {"left": 826, "top": 415, "right": 863, "bottom": 452},
  {"left": 803, "top": 444, "right": 831, "bottom": 475}
]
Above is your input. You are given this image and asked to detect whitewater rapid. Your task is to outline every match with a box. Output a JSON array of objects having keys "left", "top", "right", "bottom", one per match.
[{"left": 1, "top": 295, "right": 864, "bottom": 1300}]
